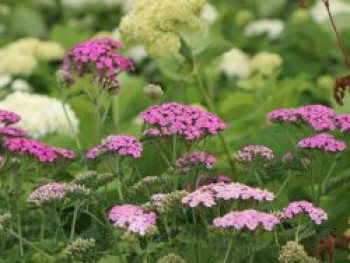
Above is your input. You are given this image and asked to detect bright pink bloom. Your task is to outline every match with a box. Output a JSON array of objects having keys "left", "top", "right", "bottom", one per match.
[
  {"left": 182, "top": 182, "right": 275, "bottom": 208},
  {"left": 282, "top": 201, "right": 327, "bottom": 225},
  {"left": 141, "top": 102, "right": 226, "bottom": 140},
  {"left": 335, "top": 114, "right": 350, "bottom": 134},
  {"left": 298, "top": 133, "right": 346, "bottom": 152},
  {"left": 268, "top": 105, "right": 336, "bottom": 132},
  {"left": 0, "top": 110, "right": 21, "bottom": 125},
  {"left": 108, "top": 205, "right": 157, "bottom": 236},
  {"left": 62, "top": 38, "right": 134, "bottom": 93},
  {"left": 4, "top": 137, "right": 75, "bottom": 163},
  {"left": 0, "top": 126, "right": 27, "bottom": 137},
  {"left": 86, "top": 135, "right": 143, "bottom": 159},
  {"left": 213, "top": 209, "right": 280, "bottom": 231}
]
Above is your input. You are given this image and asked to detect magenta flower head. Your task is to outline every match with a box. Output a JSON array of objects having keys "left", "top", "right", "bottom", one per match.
[
  {"left": 4, "top": 137, "right": 75, "bottom": 163},
  {"left": 282, "top": 201, "right": 327, "bottom": 225},
  {"left": 0, "top": 126, "right": 27, "bottom": 138},
  {"left": 172, "top": 152, "right": 216, "bottom": 174},
  {"left": 268, "top": 105, "right": 336, "bottom": 132},
  {"left": 61, "top": 38, "right": 134, "bottom": 94},
  {"left": 213, "top": 209, "right": 280, "bottom": 231},
  {"left": 182, "top": 182, "right": 275, "bottom": 208},
  {"left": 235, "top": 145, "right": 275, "bottom": 164},
  {"left": 335, "top": 114, "right": 350, "bottom": 134},
  {"left": 108, "top": 204, "right": 157, "bottom": 236},
  {"left": 141, "top": 102, "right": 226, "bottom": 140},
  {"left": 86, "top": 135, "right": 143, "bottom": 160},
  {"left": 0, "top": 110, "right": 21, "bottom": 125},
  {"left": 298, "top": 133, "right": 346, "bottom": 152}
]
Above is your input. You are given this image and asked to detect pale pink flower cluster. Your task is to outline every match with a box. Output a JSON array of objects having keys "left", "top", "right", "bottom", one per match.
[
  {"left": 298, "top": 133, "right": 346, "bottom": 152},
  {"left": 213, "top": 209, "right": 280, "bottom": 231},
  {"left": 182, "top": 182, "right": 275, "bottom": 208},
  {"left": 0, "top": 126, "right": 26, "bottom": 137},
  {"left": 108, "top": 204, "right": 157, "bottom": 236},
  {"left": 5, "top": 137, "right": 75, "bottom": 162},
  {"left": 282, "top": 201, "right": 327, "bottom": 225},
  {"left": 173, "top": 152, "right": 216, "bottom": 173},
  {"left": 268, "top": 105, "right": 336, "bottom": 131},
  {"left": 62, "top": 38, "right": 134, "bottom": 93},
  {"left": 141, "top": 102, "right": 226, "bottom": 140},
  {"left": 27, "top": 182, "right": 89, "bottom": 206},
  {"left": 335, "top": 114, "right": 350, "bottom": 134},
  {"left": 268, "top": 105, "right": 350, "bottom": 133},
  {"left": 235, "top": 145, "right": 275, "bottom": 164},
  {"left": 86, "top": 135, "right": 143, "bottom": 159}
]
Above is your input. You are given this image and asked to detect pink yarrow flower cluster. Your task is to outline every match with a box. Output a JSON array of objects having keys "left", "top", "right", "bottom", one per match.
[
  {"left": 0, "top": 110, "right": 26, "bottom": 138},
  {"left": 235, "top": 145, "right": 275, "bottom": 164},
  {"left": 283, "top": 201, "right": 327, "bottom": 225},
  {"left": 62, "top": 38, "right": 134, "bottom": 93},
  {"left": 4, "top": 137, "right": 75, "bottom": 162},
  {"left": 141, "top": 103, "right": 226, "bottom": 140},
  {"left": 108, "top": 205, "right": 157, "bottom": 236},
  {"left": 213, "top": 209, "right": 280, "bottom": 231},
  {"left": 335, "top": 114, "right": 350, "bottom": 134},
  {"left": 0, "top": 110, "right": 21, "bottom": 125},
  {"left": 268, "top": 105, "right": 349, "bottom": 132},
  {"left": 172, "top": 152, "right": 216, "bottom": 173},
  {"left": 298, "top": 133, "right": 346, "bottom": 152},
  {"left": 86, "top": 135, "right": 143, "bottom": 159},
  {"left": 182, "top": 182, "right": 275, "bottom": 208}
]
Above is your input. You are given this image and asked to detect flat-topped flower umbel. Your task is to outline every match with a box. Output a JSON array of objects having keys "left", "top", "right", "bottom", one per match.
[
  {"left": 298, "top": 133, "right": 346, "bottom": 152},
  {"left": 282, "top": 201, "right": 327, "bottom": 225},
  {"left": 86, "top": 135, "right": 143, "bottom": 159},
  {"left": 108, "top": 204, "right": 157, "bottom": 236},
  {"left": 172, "top": 152, "right": 216, "bottom": 173},
  {"left": 5, "top": 137, "right": 75, "bottom": 162},
  {"left": 141, "top": 102, "right": 226, "bottom": 140},
  {"left": 182, "top": 182, "right": 275, "bottom": 208},
  {"left": 0, "top": 110, "right": 21, "bottom": 125},
  {"left": 214, "top": 209, "right": 280, "bottom": 231},
  {"left": 61, "top": 38, "right": 134, "bottom": 93},
  {"left": 235, "top": 145, "right": 275, "bottom": 164}
]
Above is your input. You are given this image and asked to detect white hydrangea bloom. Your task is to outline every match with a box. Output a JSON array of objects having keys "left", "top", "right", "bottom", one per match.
[
  {"left": 0, "top": 51, "right": 38, "bottom": 76},
  {"left": 127, "top": 45, "right": 148, "bottom": 63},
  {"left": 245, "top": 19, "right": 284, "bottom": 40},
  {"left": 0, "top": 92, "right": 79, "bottom": 139},
  {"left": 201, "top": 3, "right": 218, "bottom": 24},
  {"left": 250, "top": 52, "right": 283, "bottom": 76},
  {"left": 219, "top": 48, "right": 251, "bottom": 79},
  {"left": 121, "top": 0, "right": 135, "bottom": 13},
  {"left": 0, "top": 75, "right": 12, "bottom": 89},
  {"left": 11, "top": 79, "right": 32, "bottom": 92},
  {"left": 310, "top": 0, "right": 350, "bottom": 23}
]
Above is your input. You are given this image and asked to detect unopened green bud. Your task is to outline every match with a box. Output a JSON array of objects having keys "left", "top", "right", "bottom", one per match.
[{"left": 144, "top": 84, "right": 164, "bottom": 100}]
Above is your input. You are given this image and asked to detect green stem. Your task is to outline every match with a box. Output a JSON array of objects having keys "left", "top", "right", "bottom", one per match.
[
  {"left": 17, "top": 214, "right": 24, "bottom": 262},
  {"left": 70, "top": 202, "right": 80, "bottom": 241},
  {"left": 40, "top": 210, "right": 45, "bottom": 243},
  {"left": 276, "top": 170, "right": 293, "bottom": 197},
  {"left": 223, "top": 241, "right": 233, "bottom": 263},
  {"left": 321, "top": 159, "right": 337, "bottom": 195},
  {"left": 192, "top": 67, "right": 236, "bottom": 176},
  {"left": 62, "top": 101, "right": 82, "bottom": 151},
  {"left": 10, "top": 230, "right": 52, "bottom": 260}
]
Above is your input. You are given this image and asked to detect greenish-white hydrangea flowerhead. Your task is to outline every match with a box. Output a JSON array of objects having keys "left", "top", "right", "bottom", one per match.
[
  {"left": 0, "top": 38, "right": 64, "bottom": 76},
  {"left": 119, "top": 0, "right": 207, "bottom": 57},
  {"left": 250, "top": 52, "right": 282, "bottom": 76},
  {"left": 219, "top": 48, "right": 251, "bottom": 79}
]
